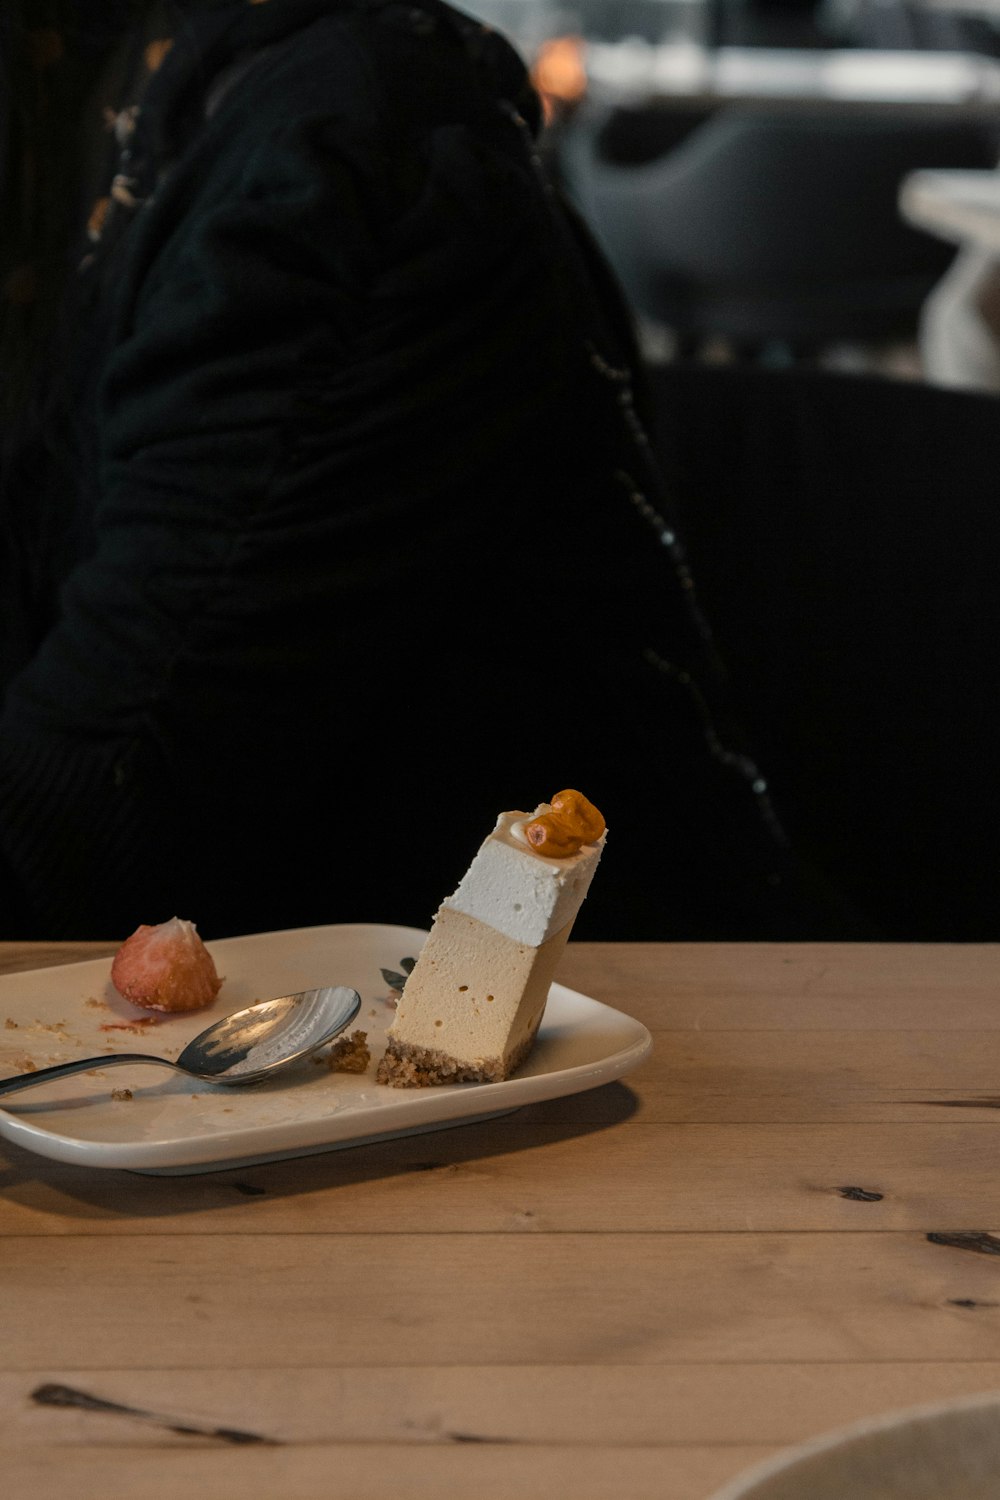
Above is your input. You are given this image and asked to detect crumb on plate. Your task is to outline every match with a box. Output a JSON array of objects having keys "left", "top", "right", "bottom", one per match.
[{"left": 328, "top": 1030, "right": 370, "bottom": 1074}]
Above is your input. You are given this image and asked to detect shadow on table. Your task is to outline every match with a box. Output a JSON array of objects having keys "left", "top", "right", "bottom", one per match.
[{"left": 0, "top": 1080, "right": 640, "bottom": 1221}]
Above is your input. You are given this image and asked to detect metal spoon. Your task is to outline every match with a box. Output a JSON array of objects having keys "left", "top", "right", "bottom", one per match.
[{"left": 0, "top": 985, "right": 362, "bottom": 1097}]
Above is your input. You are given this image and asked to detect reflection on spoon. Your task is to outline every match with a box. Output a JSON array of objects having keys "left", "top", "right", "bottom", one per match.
[{"left": 0, "top": 986, "right": 362, "bottom": 1097}]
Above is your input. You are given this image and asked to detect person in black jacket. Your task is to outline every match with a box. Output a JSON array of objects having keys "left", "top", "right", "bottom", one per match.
[{"left": 0, "top": 0, "right": 860, "bottom": 940}]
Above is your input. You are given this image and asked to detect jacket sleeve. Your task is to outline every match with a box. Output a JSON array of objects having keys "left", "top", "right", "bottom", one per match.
[
  {"left": 0, "top": 59, "right": 592, "bottom": 936},
  {"left": 0, "top": 109, "right": 395, "bottom": 936}
]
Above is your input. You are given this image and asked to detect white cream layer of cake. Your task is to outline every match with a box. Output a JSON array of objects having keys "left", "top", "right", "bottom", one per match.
[
  {"left": 386, "top": 906, "right": 573, "bottom": 1075},
  {"left": 443, "top": 806, "right": 606, "bottom": 947}
]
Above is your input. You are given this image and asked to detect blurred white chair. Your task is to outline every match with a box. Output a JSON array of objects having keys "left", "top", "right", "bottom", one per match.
[{"left": 900, "top": 164, "right": 1000, "bottom": 388}]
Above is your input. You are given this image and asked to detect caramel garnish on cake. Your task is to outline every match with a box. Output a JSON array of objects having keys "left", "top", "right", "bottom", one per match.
[{"left": 524, "top": 789, "right": 606, "bottom": 858}]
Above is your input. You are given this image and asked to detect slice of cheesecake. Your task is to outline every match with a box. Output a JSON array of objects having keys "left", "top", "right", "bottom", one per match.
[{"left": 377, "top": 791, "right": 606, "bottom": 1086}]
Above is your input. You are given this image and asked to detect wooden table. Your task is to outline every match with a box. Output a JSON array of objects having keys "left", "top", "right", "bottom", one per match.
[{"left": 4, "top": 939, "right": 1000, "bottom": 1499}]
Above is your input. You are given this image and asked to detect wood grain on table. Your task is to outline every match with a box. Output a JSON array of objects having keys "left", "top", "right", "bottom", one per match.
[{"left": 2, "top": 940, "right": 1000, "bottom": 1499}]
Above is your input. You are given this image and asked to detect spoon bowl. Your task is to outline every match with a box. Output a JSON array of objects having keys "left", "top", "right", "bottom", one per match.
[{"left": 0, "top": 985, "right": 362, "bottom": 1097}]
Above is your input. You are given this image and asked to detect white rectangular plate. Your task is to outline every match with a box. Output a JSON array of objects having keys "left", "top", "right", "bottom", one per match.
[{"left": 0, "top": 923, "right": 652, "bottom": 1174}]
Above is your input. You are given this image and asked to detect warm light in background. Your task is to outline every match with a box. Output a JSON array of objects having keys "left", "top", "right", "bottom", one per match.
[{"left": 531, "top": 35, "right": 588, "bottom": 120}]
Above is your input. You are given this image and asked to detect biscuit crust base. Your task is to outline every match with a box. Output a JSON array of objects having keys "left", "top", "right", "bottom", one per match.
[{"left": 376, "top": 1020, "right": 540, "bottom": 1088}]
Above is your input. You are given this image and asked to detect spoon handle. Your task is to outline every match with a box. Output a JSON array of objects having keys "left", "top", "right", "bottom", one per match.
[{"left": 0, "top": 1053, "right": 178, "bottom": 1097}]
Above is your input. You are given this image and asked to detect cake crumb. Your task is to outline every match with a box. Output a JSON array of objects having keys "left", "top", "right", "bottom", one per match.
[
  {"left": 13, "top": 1056, "right": 37, "bottom": 1074},
  {"left": 110, "top": 1087, "right": 133, "bottom": 1101},
  {"left": 327, "top": 1030, "right": 370, "bottom": 1074},
  {"left": 85, "top": 997, "right": 109, "bottom": 1010},
  {"left": 4, "top": 1018, "right": 17, "bottom": 1029}
]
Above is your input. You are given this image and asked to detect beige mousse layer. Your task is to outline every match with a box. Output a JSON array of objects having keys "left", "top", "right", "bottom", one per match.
[{"left": 377, "top": 907, "right": 573, "bottom": 1086}]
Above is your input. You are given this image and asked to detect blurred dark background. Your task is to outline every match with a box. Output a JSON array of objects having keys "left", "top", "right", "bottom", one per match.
[{"left": 462, "top": 0, "right": 1000, "bottom": 939}]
